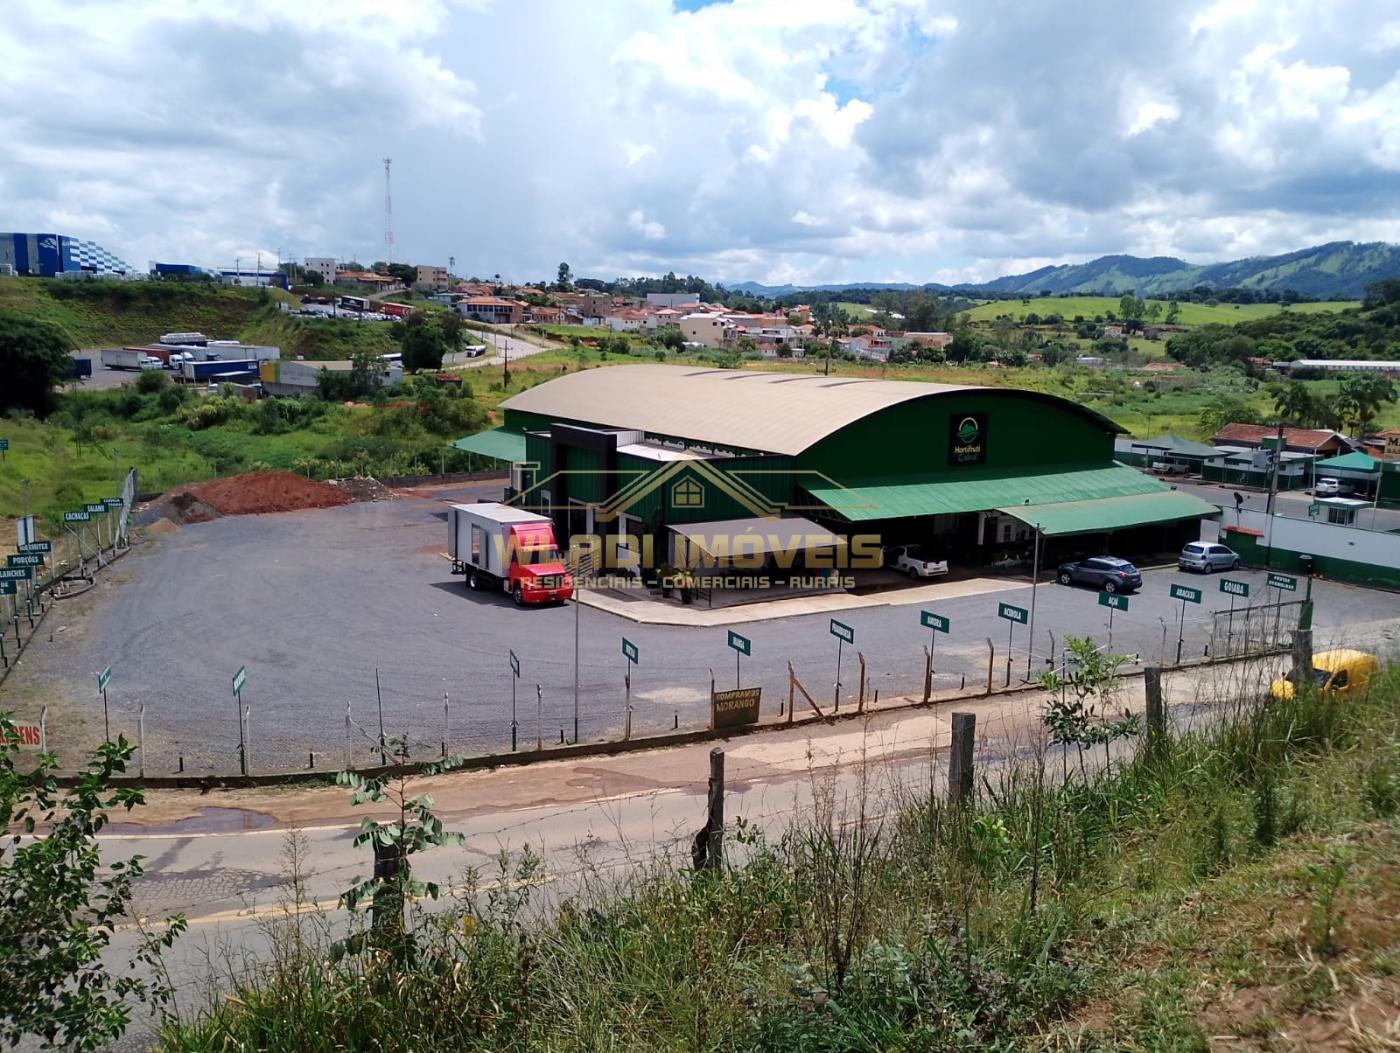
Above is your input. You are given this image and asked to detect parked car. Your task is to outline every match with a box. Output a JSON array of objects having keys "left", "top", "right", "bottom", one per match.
[
  {"left": 1056, "top": 555, "right": 1142, "bottom": 593},
  {"left": 885, "top": 544, "right": 950, "bottom": 579},
  {"left": 1315, "top": 477, "right": 1350, "bottom": 496},
  {"left": 1178, "top": 541, "right": 1240, "bottom": 573},
  {"left": 1269, "top": 649, "right": 1378, "bottom": 701},
  {"left": 1148, "top": 460, "right": 1172, "bottom": 474}
]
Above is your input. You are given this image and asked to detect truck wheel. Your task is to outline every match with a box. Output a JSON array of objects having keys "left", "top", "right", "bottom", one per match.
[
  {"left": 513, "top": 584, "right": 524, "bottom": 606},
  {"left": 468, "top": 570, "right": 480, "bottom": 590}
]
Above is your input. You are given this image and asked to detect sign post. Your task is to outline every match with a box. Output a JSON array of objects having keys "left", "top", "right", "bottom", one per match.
[
  {"left": 1097, "top": 590, "right": 1129, "bottom": 650},
  {"left": 1220, "top": 578, "right": 1250, "bottom": 651},
  {"left": 509, "top": 650, "right": 520, "bottom": 752},
  {"left": 1267, "top": 572, "right": 1297, "bottom": 646},
  {"left": 0, "top": 437, "right": 7, "bottom": 461},
  {"left": 232, "top": 664, "right": 247, "bottom": 775},
  {"left": 86, "top": 503, "right": 107, "bottom": 552},
  {"left": 97, "top": 665, "right": 112, "bottom": 743},
  {"left": 997, "top": 603, "right": 1028, "bottom": 686},
  {"left": 621, "top": 637, "right": 638, "bottom": 741},
  {"left": 829, "top": 619, "right": 854, "bottom": 711},
  {"left": 726, "top": 629, "right": 751, "bottom": 688},
  {"left": 1169, "top": 583, "right": 1201, "bottom": 664}
]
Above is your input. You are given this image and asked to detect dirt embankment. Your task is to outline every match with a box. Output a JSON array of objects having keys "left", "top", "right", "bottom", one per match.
[{"left": 143, "top": 471, "right": 352, "bottom": 524}]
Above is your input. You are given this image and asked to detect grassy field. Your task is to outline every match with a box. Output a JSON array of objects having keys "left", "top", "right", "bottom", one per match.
[{"left": 962, "top": 295, "right": 1359, "bottom": 325}]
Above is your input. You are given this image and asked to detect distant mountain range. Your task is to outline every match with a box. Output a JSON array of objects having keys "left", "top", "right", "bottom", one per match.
[{"left": 728, "top": 241, "right": 1400, "bottom": 299}]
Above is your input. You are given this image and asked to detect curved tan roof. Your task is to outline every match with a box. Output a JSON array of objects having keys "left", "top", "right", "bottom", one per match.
[
  {"left": 502, "top": 364, "right": 1123, "bottom": 455},
  {"left": 503, "top": 365, "right": 972, "bottom": 455}
]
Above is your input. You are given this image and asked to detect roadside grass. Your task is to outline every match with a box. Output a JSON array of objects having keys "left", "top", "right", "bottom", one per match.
[{"left": 157, "top": 659, "right": 1400, "bottom": 1052}]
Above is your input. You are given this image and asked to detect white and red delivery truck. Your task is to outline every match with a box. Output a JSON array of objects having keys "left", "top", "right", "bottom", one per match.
[{"left": 448, "top": 503, "right": 573, "bottom": 605}]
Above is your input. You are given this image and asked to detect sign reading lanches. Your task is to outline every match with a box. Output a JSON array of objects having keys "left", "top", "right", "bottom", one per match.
[{"left": 948, "top": 412, "right": 988, "bottom": 466}]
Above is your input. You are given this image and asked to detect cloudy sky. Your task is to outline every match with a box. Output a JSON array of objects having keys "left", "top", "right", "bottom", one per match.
[{"left": 3, "top": 0, "right": 1398, "bottom": 286}]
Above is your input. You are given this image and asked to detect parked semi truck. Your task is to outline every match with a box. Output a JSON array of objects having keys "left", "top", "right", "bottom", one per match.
[
  {"left": 181, "top": 358, "right": 260, "bottom": 382},
  {"left": 448, "top": 503, "right": 573, "bottom": 605},
  {"left": 101, "top": 347, "right": 161, "bottom": 370}
]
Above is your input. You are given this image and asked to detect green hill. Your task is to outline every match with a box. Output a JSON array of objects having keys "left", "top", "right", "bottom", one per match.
[
  {"left": 961, "top": 296, "right": 1358, "bottom": 325},
  {"left": 0, "top": 277, "right": 394, "bottom": 359}
]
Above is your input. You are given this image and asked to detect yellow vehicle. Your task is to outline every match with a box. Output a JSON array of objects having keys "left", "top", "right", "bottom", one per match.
[{"left": 1270, "top": 649, "right": 1379, "bottom": 701}]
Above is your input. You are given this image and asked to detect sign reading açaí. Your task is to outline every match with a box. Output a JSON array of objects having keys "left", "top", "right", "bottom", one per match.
[{"left": 948, "top": 412, "right": 988, "bottom": 467}]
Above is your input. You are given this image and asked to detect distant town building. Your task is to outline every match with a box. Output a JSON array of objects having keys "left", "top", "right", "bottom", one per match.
[
  {"left": 645, "top": 292, "right": 701, "bottom": 309},
  {"left": 1211, "top": 423, "right": 1357, "bottom": 457},
  {"left": 220, "top": 268, "right": 289, "bottom": 289},
  {"left": 415, "top": 265, "right": 448, "bottom": 291},
  {"left": 458, "top": 296, "right": 526, "bottom": 325},
  {"left": 303, "top": 256, "right": 337, "bottom": 283},
  {"left": 0, "top": 232, "right": 135, "bottom": 277}
]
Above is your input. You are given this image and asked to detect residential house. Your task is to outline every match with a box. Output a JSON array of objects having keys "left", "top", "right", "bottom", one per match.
[
  {"left": 526, "top": 305, "right": 565, "bottom": 325},
  {"left": 680, "top": 313, "right": 732, "bottom": 347},
  {"left": 902, "top": 331, "right": 952, "bottom": 351},
  {"left": 458, "top": 296, "right": 526, "bottom": 325},
  {"left": 1211, "top": 423, "right": 1358, "bottom": 458}
]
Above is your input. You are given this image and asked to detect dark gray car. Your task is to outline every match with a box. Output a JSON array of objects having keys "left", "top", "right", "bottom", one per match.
[{"left": 1056, "top": 555, "right": 1143, "bottom": 593}]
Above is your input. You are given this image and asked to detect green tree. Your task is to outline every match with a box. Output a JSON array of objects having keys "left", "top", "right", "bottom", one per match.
[
  {"left": 0, "top": 310, "right": 74, "bottom": 416},
  {"left": 556, "top": 262, "right": 573, "bottom": 290},
  {"left": 394, "top": 314, "right": 450, "bottom": 373},
  {"left": 1270, "top": 381, "right": 1318, "bottom": 426},
  {"left": 1336, "top": 372, "right": 1397, "bottom": 435},
  {"left": 1038, "top": 637, "right": 1140, "bottom": 778},
  {"left": 0, "top": 716, "right": 185, "bottom": 1050},
  {"left": 736, "top": 335, "right": 757, "bottom": 356},
  {"left": 1198, "top": 395, "right": 1261, "bottom": 437},
  {"left": 1165, "top": 300, "right": 1181, "bottom": 324}
]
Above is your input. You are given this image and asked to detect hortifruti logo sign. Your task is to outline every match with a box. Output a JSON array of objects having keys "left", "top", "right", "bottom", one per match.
[
  {"left": 949, "top": 413, "right": 987, "bottom": 466},
  {"left": 514, "top": 457, "right": 885, "bottom": 589}
]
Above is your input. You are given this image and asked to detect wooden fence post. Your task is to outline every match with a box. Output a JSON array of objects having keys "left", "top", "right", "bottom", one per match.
[
  {"left": 1143, "top": 666, "right": 1164, "bottom": 751},
  {"left": 693, "top": 747, "right": 726, "bottom": 871},
  {"left": 1291, "top": 627, "right": 1314, "bottom": 683},
  {"left": 948, "top": 712, "right": 975, "bottom": 805},
  {"left": 857, "top": 652, "right": 866, "bottom": 713},
  {"left": 984, "top": 638, "right": 995, "bottom": 694},
  {"left": 922, "top": 644, "right": 932, "bottom": 703}
]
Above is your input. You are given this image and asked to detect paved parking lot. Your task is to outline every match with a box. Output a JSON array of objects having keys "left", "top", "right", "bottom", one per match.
[{"left": 4, "top": 483, "right": 1396, "bottom": 775}]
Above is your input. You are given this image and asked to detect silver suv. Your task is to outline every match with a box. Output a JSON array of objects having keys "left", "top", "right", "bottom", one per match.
[{"left": 1178, "top": 541, "right": 1239, "bottom": 574}]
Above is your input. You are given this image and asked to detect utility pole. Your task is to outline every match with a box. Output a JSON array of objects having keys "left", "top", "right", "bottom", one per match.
[
  {"left": 383, "top": 157, "right": 394, "bottom": 267},
  {"left": 1264, "top": 419, "right": 1284, "bottom": 568}
]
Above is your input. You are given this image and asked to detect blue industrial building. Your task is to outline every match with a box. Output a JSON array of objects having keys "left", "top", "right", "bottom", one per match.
[{"left": 0, "top": 232, "right": 135, "bottom": 277}]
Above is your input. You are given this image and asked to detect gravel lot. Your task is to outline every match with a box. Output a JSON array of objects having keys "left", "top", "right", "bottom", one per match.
[{"left": 5, "top": 481, "right": 1396, "bottom": 775}]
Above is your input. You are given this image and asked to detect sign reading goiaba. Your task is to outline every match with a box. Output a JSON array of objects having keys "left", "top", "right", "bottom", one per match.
[
  {"left": 948, "top": 413, "right": 988, "bottom": 466},
  {"left": 711, "top": 687, "right": 762, "bottom": 730}
]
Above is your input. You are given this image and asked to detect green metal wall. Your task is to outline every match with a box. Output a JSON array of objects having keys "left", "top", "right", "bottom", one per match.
[
  {"left": 796, "top": 391, "right": 1116, "bottom": 481},
  {"left": 613, "top": 453, "right": 794, "bottom": 525},
  {"left": 1226, "top": 527, "right": 1400, "bottom": 590}
]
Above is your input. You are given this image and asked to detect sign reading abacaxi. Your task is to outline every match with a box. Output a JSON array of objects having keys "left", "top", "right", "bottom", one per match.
[
  {"left": 948, "top": 413, "right": 988, "bottom": 466},
  {"left": 711, "top": 687, "right": 761, "bottom": 730}
]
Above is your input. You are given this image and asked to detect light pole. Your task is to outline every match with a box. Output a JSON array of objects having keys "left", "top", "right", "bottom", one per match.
[{"left": 1025, "top": 523, "right": 1041, "bottom": 680}]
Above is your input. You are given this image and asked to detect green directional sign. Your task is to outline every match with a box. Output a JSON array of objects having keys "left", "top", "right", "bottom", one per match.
[
  {"left": 920, "top": 610, "right": 950, "bottom": 633},
  {"left": 0, "top": 567, "right": 32, "bottom": 581},
  {"left": 232, "top": 665, "right": 246, "bottom": 696},
  {"left": 1220, "top": 578, "right": 1250, "bottom": 598},
  {"left": 726, "top": 630, "right": 751, "bottom": 656},
  {"left": 829, "top": 618, "right": 854, "bottom": 644},
  {"left": 508, "top": 650, "right": 520, "bottom": 677},
  {"left": 1307, "top": 503, "right": 1321, "bottom": 519},
  {"left": 0, "top": 438, "right": 9, "bottom": 450},
  {"left": 98, "top": 666, "right": 112, "bottom": 692},
  {"left": 0, "top": 580, "right": 15, "bottom": 596},
  {"left": 84, "top": 503, "right": 106, "bottom": 515},
  {"left": 103, "top": 497, "right": 124, "bottom": 509},
  {"left": 7, "top": 554, "right": 42, "bottom": 567},
  {"left": 1170, "top": 583, "right": 1202, "bottom": 604},
  {"left": 18, "top": 540, "right": 52, "bottom": 554},
  {"left": 621, "top": 637, "right": 639, "bottom": 664},
  {"left": 1098, "top": 591, "right": 1130, "bottom": 611},
  {"left": 63, "top": 510, "right": 91, "bottom": 523},
  {"left": 997, "top": 602, "right": 1029, "bottom": 625},
  {"left": 1266, "top": 572, "right": 1298, "bottom": 592}
]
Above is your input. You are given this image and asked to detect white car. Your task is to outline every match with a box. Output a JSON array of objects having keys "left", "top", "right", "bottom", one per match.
[
  {"left": 886, "top": 544, "right": 950, "bottom": 579},
  {"left": 1315, "top": 477, "right": 1350, "bottom": 496}
]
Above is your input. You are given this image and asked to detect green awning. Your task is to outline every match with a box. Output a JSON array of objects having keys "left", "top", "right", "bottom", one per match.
[
  {"left": 450, "top": 428, "right": 527, "bottom": 463},
  {"left": 1314, "top": 451, "right": 1378, "bottom": 472},
  {"left": 999, "top": 491, "right": 1222, "bottom": 537},
  {"left": 806, "top": 463, "right": 1166, "bottom": 522}
]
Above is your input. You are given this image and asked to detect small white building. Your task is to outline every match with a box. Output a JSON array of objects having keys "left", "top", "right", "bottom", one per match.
[{"left": 303, "top": 257, "right": 337, "bottom": 283}]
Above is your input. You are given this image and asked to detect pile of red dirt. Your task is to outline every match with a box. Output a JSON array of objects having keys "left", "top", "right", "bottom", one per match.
[{"left": 149, "top": 471, "right": 352, "bottom": 522}]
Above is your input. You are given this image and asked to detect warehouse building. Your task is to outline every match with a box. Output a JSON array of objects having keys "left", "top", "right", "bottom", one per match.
[
  {"left": 0, "top": 232, "right": 135, "bottom": 277},
  {"left": 453, "top": 365, "right": 1219, "bottom": 572}
]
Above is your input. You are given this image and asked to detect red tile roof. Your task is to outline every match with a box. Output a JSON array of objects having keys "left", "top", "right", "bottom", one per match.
[{"left": 1212, "top": 423, "right": 1347, "bottom": 450}]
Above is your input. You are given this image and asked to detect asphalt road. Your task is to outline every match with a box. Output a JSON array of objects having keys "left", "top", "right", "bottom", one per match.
[
  {"left": 4, "top": 481, "right": 1395, "bottom": 776},
  {"left": 1172, "top": 477, "right": 1400, "bottom": 532}
]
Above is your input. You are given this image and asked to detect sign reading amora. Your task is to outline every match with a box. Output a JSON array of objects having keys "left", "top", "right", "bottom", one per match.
[
  {"left": 948, "top": 412, "right": 988, "bottom": 466},
  {"left": 711, "top": 686, "right": 762, "bottom": 729}
]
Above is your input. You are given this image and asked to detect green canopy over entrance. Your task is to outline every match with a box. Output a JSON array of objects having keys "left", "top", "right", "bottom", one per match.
[
  {"left": 450, "top": 428, "right": 527, "bottom": 463},
  {"left": 998, "top": 490, "right": 1221, "bottom": 537}
]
